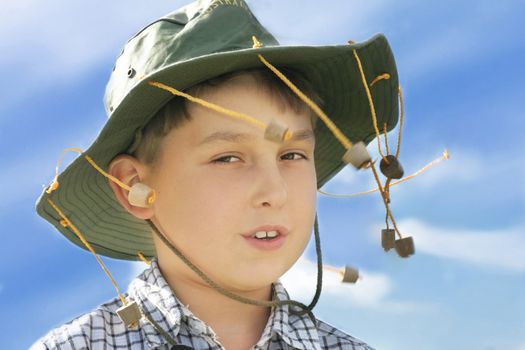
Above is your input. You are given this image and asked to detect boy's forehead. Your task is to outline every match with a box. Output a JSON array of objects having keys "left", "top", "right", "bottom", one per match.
[
  {"left": 179, "top": 77, "right": 316, "bottom": 148},
  {"left": 197, "top": 128, "right": 315, "bottom": 147}
]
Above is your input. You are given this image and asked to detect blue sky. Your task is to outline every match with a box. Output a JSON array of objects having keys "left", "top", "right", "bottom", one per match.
[{"left": 1, "top": 0, "right": 524, "bottom": 349}]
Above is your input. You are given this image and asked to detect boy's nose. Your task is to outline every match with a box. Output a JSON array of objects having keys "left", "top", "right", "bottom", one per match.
[{"left": 251, "top": 162, "right": 288, "bottom": 209}]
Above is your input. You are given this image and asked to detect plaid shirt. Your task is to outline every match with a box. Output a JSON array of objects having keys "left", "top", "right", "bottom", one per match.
[{"left": 31, "top": 260, "right": 375, "bottom": 350}]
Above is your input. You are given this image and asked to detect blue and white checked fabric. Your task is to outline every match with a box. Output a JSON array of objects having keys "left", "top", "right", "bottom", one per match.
[{"left": 31, "top": 260, "right": 375, "bottom": 349}]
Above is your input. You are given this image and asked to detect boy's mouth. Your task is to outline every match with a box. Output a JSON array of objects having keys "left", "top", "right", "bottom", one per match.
[
  {"left": 242, "top": 224, "right": 289, "bottom": 238},
  {"left": 253, "top": 230, "right": 279, "bottom": 239},
  {"left": 241, "top": 225, "right": 289, "bottom": 250}
]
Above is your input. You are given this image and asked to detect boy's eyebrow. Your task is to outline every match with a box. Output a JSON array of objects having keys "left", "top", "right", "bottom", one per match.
[{"left": 198, "top": 129, "right": 315, "bottom": 146}]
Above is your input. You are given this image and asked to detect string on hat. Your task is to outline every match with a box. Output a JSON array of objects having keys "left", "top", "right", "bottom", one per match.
[
  {"left": 137, "top": 251, "right": 152, "bottom": 265},
  {"left": 46, "top": 197, "right": 128, "bottom": 306},
  {"left": 395, "top": 86, "right": 404, "bottom": 159},
  {"left": 256, "top": 53, "right": 356, "bottom": 152},
  {"left": 352, "top": 49, "right": 389, "bottom": 163}
]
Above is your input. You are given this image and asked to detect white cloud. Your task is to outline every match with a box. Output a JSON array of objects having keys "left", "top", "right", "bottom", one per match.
[
  {"left": 516, "top": 341, "right": 525, "bottom": 350},
  {"left": 396, "top": 147, "right": 476, "bottom": 190},
  {"left": 281, "top": 257, "right": 435, "bottom": 314},
  {"left": 390, "top": 218, "right": 525, "bottom": 273}
]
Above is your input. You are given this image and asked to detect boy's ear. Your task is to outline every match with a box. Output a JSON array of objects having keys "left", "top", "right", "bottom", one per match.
[{"left": 107, "top": 154, "right": 154, "bottom": 220}]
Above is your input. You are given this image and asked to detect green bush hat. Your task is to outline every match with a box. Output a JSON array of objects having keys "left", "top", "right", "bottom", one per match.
[{"left": 36, "top": 0, "right": 400, "bottom": 261}]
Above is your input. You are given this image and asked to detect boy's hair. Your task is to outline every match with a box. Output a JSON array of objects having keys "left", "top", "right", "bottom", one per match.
[{"left": 127, "top": 68, "right": 323, "bottom": 164}]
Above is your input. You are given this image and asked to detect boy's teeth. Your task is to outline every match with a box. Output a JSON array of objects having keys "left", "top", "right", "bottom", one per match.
[
  {"left": 253, "top": 230, "right": 279, "bottom": 239},
  {"left": 254, "top": 231, "right": 267, "bottom": 239},
  {"left": 267, "top": 230, "right": 278, "bottom": 238}
]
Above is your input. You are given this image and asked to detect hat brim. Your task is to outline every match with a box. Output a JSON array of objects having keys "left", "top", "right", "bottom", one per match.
[{"left": 36, "top": 34, "right": 399, "bottom": 260}]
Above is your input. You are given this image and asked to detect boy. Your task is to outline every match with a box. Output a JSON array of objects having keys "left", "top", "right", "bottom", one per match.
[{"left": 32, "top": 0, "right": 399, "bottom": 349}]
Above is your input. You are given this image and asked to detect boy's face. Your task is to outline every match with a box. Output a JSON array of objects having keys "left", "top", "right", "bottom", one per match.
[{"left": 144, "top": 74, "right": 317, "bottom": 292}]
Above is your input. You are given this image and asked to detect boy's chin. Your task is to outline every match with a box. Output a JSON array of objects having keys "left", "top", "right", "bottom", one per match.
[{"left": 221, "top": 263, "right": 291, "bottom": 293}]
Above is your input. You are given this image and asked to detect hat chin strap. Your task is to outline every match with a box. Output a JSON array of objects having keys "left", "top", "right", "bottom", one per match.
[{"left": 145, "top": 213, "right": 324, "bottom": 322}]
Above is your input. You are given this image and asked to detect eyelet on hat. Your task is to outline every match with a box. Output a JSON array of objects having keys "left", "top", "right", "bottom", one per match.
[
  {"left": 341, "top": 141, "right": 372, "bottom": 169},
  {"left": 127, "top": 67, "right": 136, "bottom": 78},
  {"left": 380, "top": 155, "right": 404, "bottom": 179}
]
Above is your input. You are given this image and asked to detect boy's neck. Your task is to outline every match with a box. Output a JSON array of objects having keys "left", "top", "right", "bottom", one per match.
[{"left": 157, "top": 260, "right": 273, "bottom": 350}]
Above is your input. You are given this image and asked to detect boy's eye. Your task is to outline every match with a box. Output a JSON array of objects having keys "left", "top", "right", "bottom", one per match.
[
  {"left": 212, "top": 152, "right": 308, "bottom": 164},
  {"left": 212, "top": 155, "right": 240, "bottom": 164},
  {"left": 280, "top": 152, "right": 308, "bottom": 161}
]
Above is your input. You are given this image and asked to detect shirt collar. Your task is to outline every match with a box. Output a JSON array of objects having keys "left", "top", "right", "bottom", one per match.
[
  {"left": 262, "top": 281, "right": 322, "bottom": 350},
  {"left": 127, "top": 259, "right": 183, "bottom": 348},
  {"left": 128, "top": 259, "right": 321, "bottom": 350}
]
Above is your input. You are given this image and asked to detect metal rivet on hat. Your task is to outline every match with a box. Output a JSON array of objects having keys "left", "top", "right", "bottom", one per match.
[
  {"left": 127, "top": 67, "right": 136, "bottom": 78},
  {"left": 379, "top": 155, "right": 404, "bottom": 179},
  {"left": 116, "top": 300, "right": 142, "bottom": 328},
  {"left": 342, "top": 265, "right": 359, "bottom": 283},
  {"left": 264, "top": 119, "right": 288, "bottom": 143},
  {"left": 341, "top": 141, "right": 371, "bottom": 169},
  {"left": 394, "top": 236, "right": 415, "bottom": 258},
  {"left": 381, "top": 228, "right": 395, "bottom": 251}
]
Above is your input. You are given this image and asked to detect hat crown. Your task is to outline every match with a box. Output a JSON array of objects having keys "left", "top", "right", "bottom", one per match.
[{"left": 104, "top": 0, "right": 278, "bottom": 116}]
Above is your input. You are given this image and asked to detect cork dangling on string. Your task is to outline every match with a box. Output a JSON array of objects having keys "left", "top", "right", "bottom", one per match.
[
  {"left": 352, "top": 47, "right": 415, "bottom": 258},
  {"left": 313, "top": 42, "right": 449, "bottom": 259}
]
